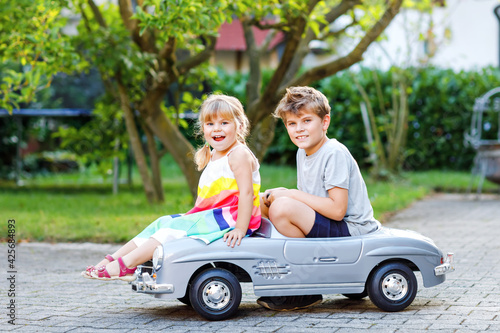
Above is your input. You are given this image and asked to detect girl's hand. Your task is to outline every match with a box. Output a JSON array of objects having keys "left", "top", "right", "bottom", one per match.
[{"left": 223, "top": 228, "right": 246, "bottom": 248}]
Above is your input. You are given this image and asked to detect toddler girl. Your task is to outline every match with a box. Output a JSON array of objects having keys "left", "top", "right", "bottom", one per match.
[{"left": 82, "top": 94, "right": 261, "bottom": 281}]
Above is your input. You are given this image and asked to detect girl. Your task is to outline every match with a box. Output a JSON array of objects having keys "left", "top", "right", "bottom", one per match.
[{"left": 82, "top": 94, "right": 261, "bottom": 281}]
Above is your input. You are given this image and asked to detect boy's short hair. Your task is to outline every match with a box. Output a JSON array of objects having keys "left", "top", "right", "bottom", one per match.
[{"left": 274, "top": 86, "right": 331, "bottom": 121}]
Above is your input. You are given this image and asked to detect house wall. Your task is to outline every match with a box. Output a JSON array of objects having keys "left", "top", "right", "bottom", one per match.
[
  {"left": 303, "top": 0, "right": 499, "bottom": 71},
  {"left": 212, "top": 50, "right": 281, "bottom": 73},
  {"left": 362, "top": 0, "right": 499, "bottom": 70}
]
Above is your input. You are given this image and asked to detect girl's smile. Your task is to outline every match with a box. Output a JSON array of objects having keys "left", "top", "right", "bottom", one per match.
[{"left": 213, "top": 135, "right": 225, "bottom": 142}]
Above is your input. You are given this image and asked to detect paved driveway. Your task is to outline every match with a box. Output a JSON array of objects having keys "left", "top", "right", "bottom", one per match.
[{"left": 2, "top": 193, "right": 500, "bottom": 332}]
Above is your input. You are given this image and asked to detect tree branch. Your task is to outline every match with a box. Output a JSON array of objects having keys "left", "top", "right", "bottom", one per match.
[
  {"left": 87, "top": 0, "right": 107, "bottom": 28},
  {"left": 159, "top": 37, "right": 176, "bottom": 63},
  {"left": 176, "top": 36, "right": 216, "bottom": 75},
  {"left": 283, "top": 0, "right": 403, "bottom": 92},
  {"left": 118, "top": 0, "right": 136, "bottom": 32},
  {"left": 323, "top": 0, "right": 361, "bottom": 28},
  {"left": 320, "top": 17, "right": 358, "bottom": 40},
  {"left": 78, "top": 3, "right": 92, "bottom": 32},
  {"left": 117, "top": 0, "right": 156, "bottom": 53},
  {"left": 242, "top": 17, "right": 262, "bottom": 105},
  {"left": 280, "top": 0, "right": 359, "bottom": 86},
  {"left": 247, "top": 0, "right": 322, "bottom": 125},
  {"left": 281, "top": 0, "right": 360, "bottom": 86},
  {"left": 252, "top": 21, "right": 288, "bottom": 31},
  {"left": 77, "top": 4, "right": 120, "bottom": 101},
  {"left": 259, "top": 29, "right": 279, "bottom": 53}
]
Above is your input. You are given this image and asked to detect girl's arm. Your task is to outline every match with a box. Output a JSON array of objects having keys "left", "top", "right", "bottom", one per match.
[{"left": 223, "top": 147, "right": 256, "bottom": 247}]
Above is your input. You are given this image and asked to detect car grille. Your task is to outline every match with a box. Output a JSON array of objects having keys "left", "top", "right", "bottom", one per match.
[{"left": 254, "top": 261, "right": 290, "bottom": 279}]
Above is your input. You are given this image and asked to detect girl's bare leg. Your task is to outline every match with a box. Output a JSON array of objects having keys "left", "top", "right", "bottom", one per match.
[
  {"left": 92, "top": 240, "right": 139, "bottom": 268},
  {"left": 100, "top": 238, "right": 161, "bottom": 276}
]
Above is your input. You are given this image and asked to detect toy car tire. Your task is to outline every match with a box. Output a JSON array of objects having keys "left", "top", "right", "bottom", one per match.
[
  {"left": 367, "top": 262, "right": 417, "bottom": 312},
  {"left": 189, "top": 268, "right": 242, "bottom": 321}
]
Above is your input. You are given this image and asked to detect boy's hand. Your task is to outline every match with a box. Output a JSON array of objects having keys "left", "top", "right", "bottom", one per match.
[
  {"left": 263, "top": 187, "right": 288, "bottom": 207},
  {"left": 264, "top": 188, "right": 292, "bottom": 206},
  {"left": 223, "top": 228, "right": 246, "bottom": 247}
]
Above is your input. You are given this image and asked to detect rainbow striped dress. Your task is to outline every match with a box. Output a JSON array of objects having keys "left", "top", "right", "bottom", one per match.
[{"left": 132, "top": 146, "right": 261, "bottom": 245}]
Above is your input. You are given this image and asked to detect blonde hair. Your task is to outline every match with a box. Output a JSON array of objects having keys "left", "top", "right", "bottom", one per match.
[
  {"left": 194, "top": 94, "right": 250, "bottom": 170},
  {"left": 274, "top": 86, "right": 331, "bottom": 121}
]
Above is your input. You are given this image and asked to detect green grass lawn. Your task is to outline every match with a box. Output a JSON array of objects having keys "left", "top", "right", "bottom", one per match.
[{"left": 1, "top": 156, "right": 498, "bottom": 243}]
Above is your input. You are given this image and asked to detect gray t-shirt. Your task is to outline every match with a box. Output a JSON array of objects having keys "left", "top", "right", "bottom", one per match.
[{"left": 296, "top": 139, "right": 380, "bottom": 236}]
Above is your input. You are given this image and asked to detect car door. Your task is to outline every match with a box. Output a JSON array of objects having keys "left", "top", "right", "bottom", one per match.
[{"left": 282, "top": 237, "right": 363, "bottom": 285}]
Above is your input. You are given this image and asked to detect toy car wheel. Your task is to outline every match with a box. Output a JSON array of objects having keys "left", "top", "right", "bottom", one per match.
[
  {"left": 367, "top": 262, "right": 417, "bottom": 312},
  {"left": 342, "top": 290, "right": 368, "bottom": 300},
  {"left": 189, "top": 268, "right": 241, "bottom": 321}
]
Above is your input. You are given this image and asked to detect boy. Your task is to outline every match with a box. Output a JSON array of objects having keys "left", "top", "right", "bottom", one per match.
[{"left": 258, "top": 86, "right": 380, "bottom": 311}]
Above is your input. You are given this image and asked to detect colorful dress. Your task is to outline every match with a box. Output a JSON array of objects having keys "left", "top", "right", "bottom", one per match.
[{"left": 132, "top": 145, "right": 261, "bottom": 245}]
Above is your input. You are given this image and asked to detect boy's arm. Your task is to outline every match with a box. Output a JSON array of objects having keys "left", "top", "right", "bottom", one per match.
[
  {"left": 223, "top": 147, "right": 256, "bottom": 247},
  {"left": 267, "top": 187, "right": 348, "bottom": 221}
]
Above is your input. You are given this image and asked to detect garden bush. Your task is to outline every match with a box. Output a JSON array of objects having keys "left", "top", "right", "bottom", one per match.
[
  {"left": 331, "top": 67, "right": 500, "bottom": 171},
  {"left": 213, "top": 66, "right": 500, "bottom": 171},
  {"left": 0, "top": 69, "right": 103, "bottom": 179},
  {"left": 4, "top": 66, "right": 500, "bottom": 180}
]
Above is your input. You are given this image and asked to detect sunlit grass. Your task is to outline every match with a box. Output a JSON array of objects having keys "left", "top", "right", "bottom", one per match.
[{"left": 1, "top": 186, "right": 193, "bottom": 243}]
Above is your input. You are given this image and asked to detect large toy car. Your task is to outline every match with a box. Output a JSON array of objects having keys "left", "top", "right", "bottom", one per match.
[{"left": 131, "top": 218, "right": 454, "bottom": 321}]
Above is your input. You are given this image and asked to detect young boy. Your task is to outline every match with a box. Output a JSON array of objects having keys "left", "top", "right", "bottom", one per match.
[{"left": 257, "top": 86, "right": 380, "bottom": 311}]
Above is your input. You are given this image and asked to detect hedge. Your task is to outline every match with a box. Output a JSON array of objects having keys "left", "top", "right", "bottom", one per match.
[
  {"left": 3, "top": 66, "right": 499, "bottom": 179},
  {"left": 213, "top": 66, "right": 500, "bottom": 171}
]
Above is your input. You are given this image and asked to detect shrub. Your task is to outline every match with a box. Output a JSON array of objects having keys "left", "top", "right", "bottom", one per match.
[{"left": 212, "top": 66, "right": 500, "bottom": 171}]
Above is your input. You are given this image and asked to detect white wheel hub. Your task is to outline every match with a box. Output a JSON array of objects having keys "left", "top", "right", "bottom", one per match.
[
  {"left": 202, "top": 281, "right": 230, "bottom": 310},
  {"left": 382, "top": 273, "right": 408, "bottom": 301}
]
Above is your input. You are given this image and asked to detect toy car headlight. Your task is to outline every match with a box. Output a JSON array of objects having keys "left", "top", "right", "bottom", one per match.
[{"left": 152, "top": 244, "right": 163, "bottom": 271}]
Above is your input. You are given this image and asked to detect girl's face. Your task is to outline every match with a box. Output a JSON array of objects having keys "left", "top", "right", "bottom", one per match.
[{"left": 203, "top": 115, "right": 239, "bottom": 156}]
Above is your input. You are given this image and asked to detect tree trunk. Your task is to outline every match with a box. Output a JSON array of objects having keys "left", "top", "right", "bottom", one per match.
[
  {"left": 118, "top": 83, "right": 158, "bottom": 203},
  {"left": 249, "top": 113, "right": 278, "bottom": 162},
  {"left": 142, "top": 105, "right": 201, "bottom": 198},
  {"left": 388, "top": 79, "right": 409, "bottom": 173},
  {"left": 142, "top": 121, "right": 165, "bottom": 202}
]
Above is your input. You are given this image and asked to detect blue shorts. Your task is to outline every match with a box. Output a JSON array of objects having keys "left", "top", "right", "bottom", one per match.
[{"left": 306, "top": 212, "right": 351, "bottom": 238}]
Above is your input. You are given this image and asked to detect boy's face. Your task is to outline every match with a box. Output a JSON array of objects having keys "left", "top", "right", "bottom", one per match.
[{"left": 284, "top": 109, "right": 330, "bottom": 156}]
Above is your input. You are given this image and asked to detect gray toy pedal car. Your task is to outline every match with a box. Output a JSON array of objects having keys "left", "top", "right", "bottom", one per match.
[{"left": 132, "top": 218, "right": 454, "bottom": 321}]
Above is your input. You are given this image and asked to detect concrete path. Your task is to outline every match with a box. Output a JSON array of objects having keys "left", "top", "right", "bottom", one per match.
[{"left": 2, "top": 193, "right": 500, "bottom": 332}]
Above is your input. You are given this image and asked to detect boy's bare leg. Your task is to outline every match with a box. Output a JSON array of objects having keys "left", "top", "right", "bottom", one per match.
[{"left": 268, "top": 197, "right": 315, "bottom": 237}]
